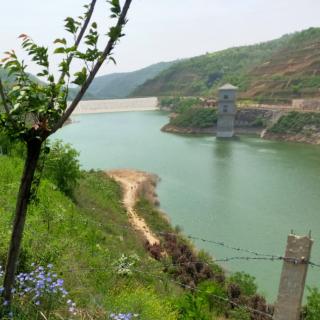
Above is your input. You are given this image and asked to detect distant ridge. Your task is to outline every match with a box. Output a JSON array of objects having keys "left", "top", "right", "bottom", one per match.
[
  {"left": 2, "top": 28, "right": 320, "bottom": 103},
  {"left": 85, "top": 61, "right": 177, "bottom": 99},
  {"left": 0, "top": 61, "right": 176, "bottom": 101},
  {"left": 132, "top": 27, "right": 320, "bottom": 102}
]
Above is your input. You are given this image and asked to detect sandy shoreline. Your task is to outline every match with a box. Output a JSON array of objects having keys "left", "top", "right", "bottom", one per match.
[
  {"left": 106, "top": 169, "right": 160, "bottom": 245},
  {"left": 72, "top": 97, "right": 159, "bottom": 115}
]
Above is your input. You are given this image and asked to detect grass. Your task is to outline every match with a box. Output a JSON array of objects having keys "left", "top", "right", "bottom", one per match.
[
  {"left": 135, "top": 199, "right": 174, "bottom": 235},
  {"left": 0, "top": 156, "right": 179, "bottom": 319},
  {"left": 1, "top": 153, "right": 318, "bottom": 319}
]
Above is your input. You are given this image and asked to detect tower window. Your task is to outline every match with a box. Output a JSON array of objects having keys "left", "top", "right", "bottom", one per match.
[
  {"left": 223, "top": 105, "right": 228, "bottom": 112},
  {"left": 224, "top": 95, "right": 228, "bottom": 99}
]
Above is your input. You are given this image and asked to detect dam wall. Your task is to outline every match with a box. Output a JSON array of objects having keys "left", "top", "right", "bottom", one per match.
[{"left": 72, "top": 97, "right": 159, "bottom": 115}]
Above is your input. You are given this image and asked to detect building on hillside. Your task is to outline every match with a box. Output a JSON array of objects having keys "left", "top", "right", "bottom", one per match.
[{"left": 217, "top": 83, "right": 238, "bottom": 138}]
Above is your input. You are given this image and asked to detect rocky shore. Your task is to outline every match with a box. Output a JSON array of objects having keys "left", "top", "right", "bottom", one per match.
[
  {"left": 161, "top": 124, "right": 263, "bottom": 136},
  {"left": 161, "top": 124, "right": 215, "bottom": 135}
]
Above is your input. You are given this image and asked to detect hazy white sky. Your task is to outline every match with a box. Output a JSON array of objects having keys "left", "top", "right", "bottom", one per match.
[{"left": 1, "top": 0, "right": 320, "bottom": 77}]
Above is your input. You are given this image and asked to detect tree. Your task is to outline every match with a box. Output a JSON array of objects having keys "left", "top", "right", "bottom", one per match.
[{"left": 0, "top": 0, "right": 132, "bottom": 306}]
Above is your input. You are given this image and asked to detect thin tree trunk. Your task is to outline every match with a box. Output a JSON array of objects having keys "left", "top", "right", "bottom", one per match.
[{"left": 3, "top": 138, "right": 42, "bottom": 303}]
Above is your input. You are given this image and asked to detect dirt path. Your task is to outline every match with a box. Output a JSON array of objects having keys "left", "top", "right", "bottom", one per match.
[{"left": 107, "top": 169, "right": 160, "bottom": 245}]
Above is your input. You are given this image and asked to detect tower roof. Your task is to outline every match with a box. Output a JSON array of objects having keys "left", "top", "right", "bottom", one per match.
[{"left": 219, "top": 83, "right": 238, "bottom": 90}]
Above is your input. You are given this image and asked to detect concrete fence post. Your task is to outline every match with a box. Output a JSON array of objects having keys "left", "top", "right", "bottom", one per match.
[{"left": 273, "top": 234, "right": 313, "bottom": 320}]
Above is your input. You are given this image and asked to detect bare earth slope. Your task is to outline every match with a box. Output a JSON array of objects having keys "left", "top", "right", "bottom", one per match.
[{"left": 107, "top": 169, "right": 160, "bottom": 245}]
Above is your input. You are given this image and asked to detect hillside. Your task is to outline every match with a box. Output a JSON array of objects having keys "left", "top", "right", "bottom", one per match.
[
  {"left": 132, "top": 28, "right": 320, "bottom": 102},
  {"left": 0, "top": 60, "right": 176, "bottom": 101},
  {"left": 85, "top": 61, "right": 176, "bottom": 99},
  {"left": 0, "top": 141, "right": 283, "bottom": 319}
]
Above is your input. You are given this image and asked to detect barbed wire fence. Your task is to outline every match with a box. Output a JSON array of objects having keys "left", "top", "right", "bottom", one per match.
[
  {"left": 47, "top": 219, "right": 317, "bottom": 320},
  {"left": 76, "top": 220, "right": 320, "bottom": 268},
  {"left": 1, "top": 202, "right": 317, "bottom": 318}
]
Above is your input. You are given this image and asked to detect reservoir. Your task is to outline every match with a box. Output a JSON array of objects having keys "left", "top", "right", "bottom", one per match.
[{"left": 55, "top": 110, "right": 320, "bottom": 301}]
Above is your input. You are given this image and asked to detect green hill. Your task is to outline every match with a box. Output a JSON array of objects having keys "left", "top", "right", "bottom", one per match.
[
  {"left": 85, "top": 61, "right": 177, "bottom": 99},
  {"left": 132, "top": 28, "right": 320, "bottom": 102},
  {"left": 1, "top": 60, "right": 176, "bottom": 101}
]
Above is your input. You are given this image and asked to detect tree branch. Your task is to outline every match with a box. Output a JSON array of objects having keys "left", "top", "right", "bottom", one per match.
[
  {"left": 0, "top": 79, "right": 11, "bottom": 115},
  {"left": 51, "top": 0, "right": 133, "bottom": 134},
  {"left": 58, "top": 0, "right": 98, "bottom": 84}
]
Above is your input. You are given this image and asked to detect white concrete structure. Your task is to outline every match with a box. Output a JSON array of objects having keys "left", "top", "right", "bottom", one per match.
[
  {"left": 217, "top": 83, "right": 238, "bottom": 138},
  {"left": 72, "top": 97, "right": 159, "bottom": 115}
]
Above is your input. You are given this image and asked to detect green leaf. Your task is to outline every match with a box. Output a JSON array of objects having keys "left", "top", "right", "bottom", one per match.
[
  {"left": 107, "top": 26, "right": 123, "bottom": 41},
  {"left": 72, "top": 67, "right": 87, "bottom": 86},
  {"left": 37, "top": 70, "right": 49, "bottom": 77},
  {"left": 54, "top": 47, "right": 66, "bottom": 54},
  {"left": 109, "top": 57, "right": 117, "bottom": 65},
  {"left": 108, "top": 0, "right": 121, "bottom": 16},
  {"left": 54, "top": 38, "right": 67, "bottom": 45},
  {"left": 64, "top": 17, "right": 78, "bottom": 34},
  {"left": 65, "top": 46, "right": 77, "bottom": 54},
  {"left": 48, "top": 75, "right": 55, "bottom": 83}
]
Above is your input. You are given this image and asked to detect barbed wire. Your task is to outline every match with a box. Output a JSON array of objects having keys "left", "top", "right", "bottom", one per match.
[
  {"left": 47, "top": 263, "right": 273, "bottom": 318},
  {"left": 57, "top": 219, "right": 320, "bottom": 268},
  {"left": 23, "top": 215, "right": 320, "bottom": 270},
  {"left": 8, "top": 263, "right": 273, "bottom": 319},
  {"left": 55, "top": 253, "right": 317, "bottom": 280},
  {"left": 308, "top": 261, "right": 320, "bottom": 268},
  {"left": 157, "top": 231, "right": 282, "bottom": 258},
  {"left": 132, "top": 267, "right": 274, "bottom": 319}
]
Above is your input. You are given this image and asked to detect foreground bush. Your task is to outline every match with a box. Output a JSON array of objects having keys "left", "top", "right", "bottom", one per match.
[
  {"left": 303, "top": 287, "right": 320, "bottom": 320},
  {"left": 43, "top": 140, "right": 81, "bottom": 197}
]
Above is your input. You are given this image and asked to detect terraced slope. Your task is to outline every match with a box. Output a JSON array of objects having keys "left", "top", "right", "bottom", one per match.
[{"left": 132, "top": 28, "right": 320, "bottom": 103}]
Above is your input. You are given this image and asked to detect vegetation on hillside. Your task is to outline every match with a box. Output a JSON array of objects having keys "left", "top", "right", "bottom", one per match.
[
  {"left": 160, "top": 97, "right": 217, "bottom": 129},
  {"left": 133, "top": 28, "right": 320, "bottom": 102},
  {"left": 159, "top": 96, "right": 202, "bottom": 113},
  {"left": 4, "top": 27, "right": 320, "bottom": 103},
  {"left": 86, "top": 61, "right": 177, "bottom": 100},
  {"left": 170, "top": 108, "right": 217, "bottom": 128},
  {"left": 0, "top": 156, "right": 177, "bottom": 319},
  {"left": 269, "top": 112, "right": 320, "bottom": 134},
  {"left": 0, "top": 0, "right": 133, "bottom": 306},
  {"left": 1, "top": 138, "right": 320, "bottom": 318},
  {"left": 0, "top": 146, "right": 257, "bottom": 319}
]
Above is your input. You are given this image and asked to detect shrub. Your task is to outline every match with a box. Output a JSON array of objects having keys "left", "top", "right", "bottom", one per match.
[
  {"left": 177, "top": 281, "right": 228, "bottom": 319},
  {"left": 0, "top": 133, "right": 25, "bottom": 158},
  {"left": 303, "top": 287, "right": 320, "bottom": 320},
  {"left": 43, "top": 140, "right": 81, "bottom": 197},
  {"left": 170, "top": 107, "right": 217, "bottom": 128},
  {"left": 269, "top": 112, "right": 320, "bottom": 134},
  {"left": 228, "top": 272, "right": 257, "bottom": 296},
  {"left": 159, "top": 97, "right": 201, "bottom": 113}
]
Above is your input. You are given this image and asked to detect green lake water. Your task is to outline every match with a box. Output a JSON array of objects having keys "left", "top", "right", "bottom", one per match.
[{"left": 54, "top": 111, "right": 320, "bottom": 302}]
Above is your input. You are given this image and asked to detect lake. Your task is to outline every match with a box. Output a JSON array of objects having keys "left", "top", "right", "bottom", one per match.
[{"left": 54, "top": 110, "right": 320, "bottom": 301}]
